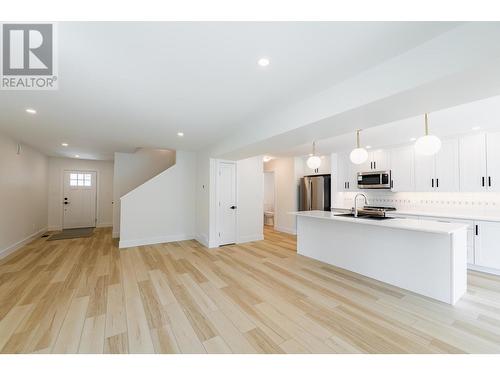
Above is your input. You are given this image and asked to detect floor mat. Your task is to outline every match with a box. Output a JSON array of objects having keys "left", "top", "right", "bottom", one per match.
[{"left": 48, "top": 227, "right": 94, "bottom": 241}]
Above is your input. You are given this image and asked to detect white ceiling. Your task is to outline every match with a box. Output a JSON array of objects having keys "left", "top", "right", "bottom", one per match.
[
  {"left": 0, "top": 22, "right": 460, "bottom": 160},
  {"left": 279, "top": 94, "right": 500, "bottom": 158}
]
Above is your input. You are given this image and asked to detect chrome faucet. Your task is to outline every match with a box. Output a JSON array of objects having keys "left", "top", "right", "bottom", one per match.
[{"left": 353, "top": 193, "right": 368, "bottom": 217}]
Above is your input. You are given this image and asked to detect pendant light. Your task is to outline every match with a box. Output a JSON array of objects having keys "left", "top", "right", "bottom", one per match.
[
  {"left": 349, "top": 129, "right": 368, "bottom": 164},
  {"left": 306, "top": 141, "right": 321, "bottom": 169},
  {"left": 415, "top": 113, "right": 441, "bottom": 156}
]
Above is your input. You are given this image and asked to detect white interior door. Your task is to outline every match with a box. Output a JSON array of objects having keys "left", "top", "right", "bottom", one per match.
[
  {"left": 63, "top": 171, "right": 97, "bottom": 229},
  {"left": 217, "top": 162, "right": 237, "bottom": 245}
]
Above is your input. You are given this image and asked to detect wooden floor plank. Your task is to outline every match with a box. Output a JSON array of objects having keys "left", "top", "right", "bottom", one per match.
[{"left": 1, "top": 226, "right": 500, "bottom": 353}]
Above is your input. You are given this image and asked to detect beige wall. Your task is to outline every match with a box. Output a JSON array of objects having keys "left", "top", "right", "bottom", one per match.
[
  {"left": 47, "top": 157, "right": 114, "bottom": 230},
  {"left": 0, "top": 132, "right": 48, "bottom": 257}
]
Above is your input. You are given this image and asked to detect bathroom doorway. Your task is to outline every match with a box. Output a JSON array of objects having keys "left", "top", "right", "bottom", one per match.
[{"left": 263, "top": 171, "right": 276, "bottom": 228}]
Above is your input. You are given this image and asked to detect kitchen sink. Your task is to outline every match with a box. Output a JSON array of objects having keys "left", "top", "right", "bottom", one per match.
[{"left": 334, "top": 213, "right": 394, "bottom": 221}]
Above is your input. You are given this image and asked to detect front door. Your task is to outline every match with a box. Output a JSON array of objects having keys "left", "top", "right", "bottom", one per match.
[
  {"left": 63, "top": 171, "right": 97, "bottom": 229},
  {"left": 218, "top": 162, "right": 237, "bottom": 245}
]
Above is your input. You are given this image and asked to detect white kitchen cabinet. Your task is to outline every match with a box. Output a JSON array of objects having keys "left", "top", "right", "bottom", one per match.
[
  {"left": 415, "top": 138, "right": 459, "bottom": 192},
  {"left": 425, "top": 216, "right": 475, "bottom": 264},
  {"left": 361, "top": 149, "right": 391, "bottom": 171},
  {"left": 486, "top": 132, "right": 500, "bottom": 192},
  {"left": 390, "top": 145, "right": 415, "bottom": 192},
  {"left": 459, "top": 133, "right": 488, "bottom": 192},
  {"left": 474, "top": 220, "right": 500, "bottom": 270},
  {"left": 335, "top": 153, "right": 357, "bottom": 192}
]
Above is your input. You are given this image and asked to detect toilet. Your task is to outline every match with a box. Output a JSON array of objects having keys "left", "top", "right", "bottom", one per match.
[{"left": 264, "top": 204, "right": 274, "bottom": 226}]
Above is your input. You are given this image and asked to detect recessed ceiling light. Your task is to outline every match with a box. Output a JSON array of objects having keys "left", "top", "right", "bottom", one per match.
[
  {"left": 26, "top": 108, "right": 37, "bottom": 114},
  {"left": 410, "top": 137, "right": 417, "bottom": 142},
  {"left": 75, "top": 155, "right": 80, "bottom": 158},
  {"left": 472, "top": 126, "right": 481, "bottom": 131},
  {"left": 366, "top": 145, "right": 372, "bottom": 149},
  {"left": 177, "top": 132, "right": 184, "bottom": 137},
  {"left": 61, "top": 143, "right": 68, "bottom": 147},
  {"left": 263, "top": 156, "right": 272, "bottom": 162},
  {"left": 258, "top": 57, "right": 270, "bottom": 67}
]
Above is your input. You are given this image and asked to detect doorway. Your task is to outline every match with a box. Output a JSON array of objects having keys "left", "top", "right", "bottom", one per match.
[
  {"left": 263, "top": 171, "right": 275, "bottom": 228},
  {"left": 62, "top": 170, "right": 97, "bottom": 229},
  {"left": 217, "top": 161, "right": 237, "bottom": 246}
]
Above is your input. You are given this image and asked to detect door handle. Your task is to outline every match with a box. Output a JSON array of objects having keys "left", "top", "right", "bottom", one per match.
[
  {"left": 475, "top": 224, "right": 479, "bottom": 236},
  {"left": 482, "top": 177, "right": 485, "bottom": 187},
  {"left": 432, "top": 178, "right": 434, "bottom": 188},
  {"left": 230, "top": 205, "right": 237, "bottom": 210},
  {"left": 64, "top": 201, "right": 69, "bottom": 205},
  {"left": 374, "top": 161, "right": 376, "bottom": 170},
  {"left": 436, "top": 178, "right": 439, "bottom": 188},
  {"left": 489, "top": 176, "right": 492, "bottom": 187}
]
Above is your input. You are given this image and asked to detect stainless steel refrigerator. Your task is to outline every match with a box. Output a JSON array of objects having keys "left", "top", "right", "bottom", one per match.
[{"left": 299, "top": 174, "right": 331, "bottom": 211}]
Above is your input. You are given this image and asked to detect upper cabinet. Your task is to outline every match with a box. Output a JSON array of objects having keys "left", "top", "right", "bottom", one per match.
[
  {"left": 459, "top": 133, "right": 488, "bottom": 192},
  {"left": 364, "top": 149, "right": 390, "bottom": 171},
  {"left": 390, "top": 145, "right": 415, "bottom": 192},
  {"left": 459, "top": 132, "right": 500, "bottom": 192},
  {"left": 335, "top": 152, "right": 358, "bottom": 192},
  {"left": 486, "top": 132, "right": 500, "bottom": 192},
  {"left": 415, "top": 138, "right": 459, "bottom": 192}
]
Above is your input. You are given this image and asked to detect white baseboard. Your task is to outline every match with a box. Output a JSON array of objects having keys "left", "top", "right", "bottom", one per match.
[
  {"left": 119, "top": 233, "right": 194, "bottom": 249},
  {"left": 97, "top": 223, "right": 112, "bottom": 228},
  {"left": 48, "top": 225, "right": 62, "bottom": 231},
  {"left": 468, "top": 264, "right": 500, "bottom": 276},
  {"left": 274, "top": 225, "right": 297, "bottom": 235},
  {"left": 237, "top": 234, "right": 264, "bottom": 244},
  {"left": 195, "top": 233, "right": 209, "bottom": 247},
  {"left": 0, "top": 227, "right": 48, "bottom": 260}
]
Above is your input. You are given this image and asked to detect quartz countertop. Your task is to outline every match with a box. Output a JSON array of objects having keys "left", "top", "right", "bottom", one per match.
[{"left": 292, "top": 210, "right": 468, "bottom": 235}]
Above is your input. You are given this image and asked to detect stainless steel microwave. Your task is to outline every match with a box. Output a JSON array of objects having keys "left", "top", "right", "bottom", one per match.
[{"left": 357, "top": 170, "right": 391, "bottom": 189}]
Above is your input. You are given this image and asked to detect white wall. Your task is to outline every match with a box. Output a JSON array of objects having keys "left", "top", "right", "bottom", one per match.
[
  {"left": 264, "top": 157, "right": 300, "bottom": 234},
  {"left": 236, "top": 156, "right": 264, "bottom": 243},
  {"left": 119, "top": 151, "right": 196, "bottom": 248},
  {"left": 195, "top": 153, "right": 218, "bottom": 247},
  {"left": 48, "top": 157, "right": 114, "bottom": 230},
  {"left": 113, "top": 148, "right": 176, "bottom": 237},
  {"left": 0, "top": 133, "right": 48, "bottom": 258}
]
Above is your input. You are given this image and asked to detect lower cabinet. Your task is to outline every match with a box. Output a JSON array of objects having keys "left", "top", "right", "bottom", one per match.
[{"left": 474, "top": 220, "right": 500, "bottom": 270}]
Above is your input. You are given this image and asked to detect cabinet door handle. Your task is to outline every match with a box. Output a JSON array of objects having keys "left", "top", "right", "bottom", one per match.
[
  {"left": 431, "top": 178, "right": 434, "bottom": 188},
  {"left": 348, "top": 182, "right": 350, "bottom": 189},
  {"left": 482, "top": 177, "right": 485, "bottom": 187},
  {"left": 390, "top": 180, "right": 394, "bottom": 189},
  {"left": 374, "top": 161, "right": 376, "bottom": 170},
  {"left": 489, "top": 176, "right": 492, "bottom": 187},
  {"left": 475, "top": 224, "right": 479, "bottom": 236},
  {"left": 436, "top": 178, "right": 439, "bottom": 188}
]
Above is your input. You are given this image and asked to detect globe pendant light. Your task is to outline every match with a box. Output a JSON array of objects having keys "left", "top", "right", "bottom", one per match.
[
  {"left": 415, "top": 113, "right": 441, "bottom": 156},
  {"left": 349, "top": 129, "right": 368, "bottom": 165},
  {"left": 306, "top": 141, "right": 321, "bottom": 169}
]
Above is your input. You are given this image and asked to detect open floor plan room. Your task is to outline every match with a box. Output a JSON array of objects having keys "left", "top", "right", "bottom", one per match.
[{"left": 3, "top": 12, "right": 500, "bottom": 371}]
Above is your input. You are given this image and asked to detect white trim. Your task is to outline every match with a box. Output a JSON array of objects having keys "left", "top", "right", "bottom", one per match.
[
  {"left": 275, "top": 225, "right": 297, "bottom": 235},
  {"left": 119, "top": 234, "right": 194, "bottom": 249},
  {"left": 97, "top": 223, "right": 112, "bottom": 228},
  {"left": 48, "top": 221, "right": 112, "bottom": 232},
  {"left": 468, "top": 264, "right": 500, "bottom": 276},
  {"left": 215, "top": 159, "right": 238, "bottom": 247},
  {"left": 0, "top": 228, "right": 47, "bottom": 260},
  {"left": 112, "top": 231, "right": 120, "bottom": 239},
  {"left": 195, "top": 233, "right": 209, "bottom": 247},
  {"left": 237, "top": 234, "right": 264, "bottom": 244}
]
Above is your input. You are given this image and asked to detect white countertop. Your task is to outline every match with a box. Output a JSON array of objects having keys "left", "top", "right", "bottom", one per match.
[
  {"left": 387, "top": 209, "right": 500, "bottom": 222},
  {"left": 292, "top": 210, "right": 468, "bottom": 234}
]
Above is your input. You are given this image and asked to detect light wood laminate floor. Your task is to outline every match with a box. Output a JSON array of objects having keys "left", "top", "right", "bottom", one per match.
[{"left": 1, "top": 226, "right": 500, "bottom": 354}]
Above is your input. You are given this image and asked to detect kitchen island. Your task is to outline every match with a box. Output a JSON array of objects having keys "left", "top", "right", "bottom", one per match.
[{"left": 292, "top": 210, "right": 468, "bottom": 305}]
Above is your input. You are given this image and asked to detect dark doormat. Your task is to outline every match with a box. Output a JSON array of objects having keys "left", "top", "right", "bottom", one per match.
[{"left": 48, "top": 227, "right": 94, "bottom": 241}]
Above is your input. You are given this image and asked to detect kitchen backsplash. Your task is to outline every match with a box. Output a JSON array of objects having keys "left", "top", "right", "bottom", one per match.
[{"left": 335, "top": 191, "right": 500, "bottom": 213}]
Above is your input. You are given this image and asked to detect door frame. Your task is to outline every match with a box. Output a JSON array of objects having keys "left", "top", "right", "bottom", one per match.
[
  {"left": 215, "top": 159, "right": 238, "bottom": 247},
  {"left": 263, "top": 170, "right": 277, "bottom": 228},
  {"left": 61, "top": 169, "right": 99, "bottom": 229}
]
